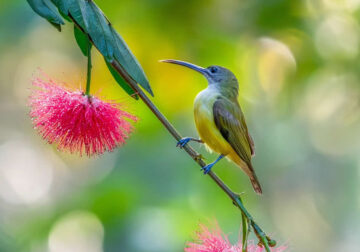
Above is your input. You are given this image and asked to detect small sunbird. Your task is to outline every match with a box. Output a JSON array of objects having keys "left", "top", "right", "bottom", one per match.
[{"left": 161, "top": 59, "right": 262, "bottom": 194}]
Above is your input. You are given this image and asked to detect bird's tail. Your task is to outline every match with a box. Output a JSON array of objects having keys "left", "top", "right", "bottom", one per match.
[
  {"left": 250, "top": 174, "right": 262, "bottom": 195},
  {"left": 247, "top": 162, "right": 262, "bottom": 195},
  {"left": 228, "top": 152, "right": 263, "bottom": 194}
]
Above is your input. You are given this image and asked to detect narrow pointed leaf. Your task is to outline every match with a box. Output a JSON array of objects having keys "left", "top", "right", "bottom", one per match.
[
  {"left": 27, "top": 0, "right": 64, "bottom": 31},
  {"left": 105, "top": 60, "right": 138, "bottom": 99},
  {"left": 51, "top": 0, "right": 86, "bottom": 28},
  {"left": 109, "top": 26, "right": 153, "bottom": 96},
  {"left": 74, "top": 25, "right": 91, "bottom": 56},
  {"left": 42, "top": 0, "right": 154, "bottom": 97},
  {"left": 69, "top": 0, "right": 86, "bottom": 29},
  {"left": 79, "top": 0, "right": 114, "bottom": 61},
  {"left": 59, "top": 9, "right": 72, "bottom": 22},
  {"left": 50, "top": 0, "right": 69, "bottom": 14}
]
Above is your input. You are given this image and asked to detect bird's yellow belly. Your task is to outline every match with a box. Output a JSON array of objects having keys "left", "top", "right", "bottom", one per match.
[{"left": 194, "top": 94, "right": 232, "bottom": 155}]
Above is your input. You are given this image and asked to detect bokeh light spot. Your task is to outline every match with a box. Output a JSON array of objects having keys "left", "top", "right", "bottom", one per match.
[
  {"left": 315, "top": 14, "right": 359, "bottom": 60},
  {"left": 48, "top": 210, "right": 104, "bottom": 252},
  {"left": 0, "top": 138, "right": 53, "bottom": 205},
  {"left": 301, "top": 69, "right": 360, "bottom": 156},
  {"left": 257, "top": 37, "right": 296, "bottom": 96},
  {"left": 130, "top": 208, "right": 175, "bottom": 252}
]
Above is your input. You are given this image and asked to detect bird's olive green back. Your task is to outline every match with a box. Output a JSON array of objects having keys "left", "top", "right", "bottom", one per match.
[{"left": 213, "top": 96, "right": 254, "bottom": 168}]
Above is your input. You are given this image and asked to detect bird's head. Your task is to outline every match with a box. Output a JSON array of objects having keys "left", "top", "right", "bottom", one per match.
[{"left": 161, "top": 60, "right": 238, "bottom": 96}]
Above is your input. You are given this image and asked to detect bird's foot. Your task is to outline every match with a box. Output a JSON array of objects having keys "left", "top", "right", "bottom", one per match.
[
  {"left": 201, "top": 163, "right": 214, "bottom": 175},
  {"left": 200, "top": 155, "right": 224, "bottom": 175},
  {"left": 176, "top": 137, "right": 191, "bottom": 148}
]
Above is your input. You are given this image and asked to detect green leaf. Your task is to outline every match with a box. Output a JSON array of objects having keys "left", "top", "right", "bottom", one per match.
[
  {"left": 80, "top": 1, "right": 114, "bottom": 61},
  {"left": 71, "top": 0, "right": 87, "bottom": 30},
  {"left": 50, "top": 0, "right": 69, "bottom": 14},
  {"left": 50, "top": 0, "right": 154, "bottom": 97},
  {"left": 74, "top": 25, "right": 91, "bottom": 56},
  {"left": 59, "top": 9, "right": 72, "bottom": 22},
  {"left": 105, "top": 60, "right": 138, "bottom": 100},
  {"left": 51, "top": 0, "right": 86, "bottom": 28},
  {"left": 109, "top": 26, "right": 153, "bottom": 96},
  {"left": 27, "top": 0, "right": 65, "bottom": 31}
]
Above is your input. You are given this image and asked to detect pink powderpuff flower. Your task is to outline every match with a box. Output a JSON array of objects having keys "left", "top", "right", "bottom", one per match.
[
  {"left": 29, "top": 75, "right": 137, "bottom": 156},
  {"left": 185, "top": 222, "right": 287, "bottom": 252},
  {"left": 185, "top": 222, "right": 233, "bottom": 252}
]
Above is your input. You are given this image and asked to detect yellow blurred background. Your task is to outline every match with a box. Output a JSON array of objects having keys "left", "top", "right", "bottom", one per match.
[{"left": 0, "top": 0, "right": 360, "bottom": 251}]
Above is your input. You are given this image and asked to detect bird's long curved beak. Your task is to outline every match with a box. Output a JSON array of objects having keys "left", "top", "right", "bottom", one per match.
[{"left": 160, "top": 59, "right": 207, "bottom": 75}]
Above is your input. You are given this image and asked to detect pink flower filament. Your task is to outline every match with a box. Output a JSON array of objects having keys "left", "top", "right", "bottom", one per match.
[{"left": 29, "top": 76, "right": 137, "bottom": 156}]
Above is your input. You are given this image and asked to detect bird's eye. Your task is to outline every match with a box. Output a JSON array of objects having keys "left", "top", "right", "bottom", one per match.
[{"left": 210, "top": 66, "right": 218, "bottom": 74}]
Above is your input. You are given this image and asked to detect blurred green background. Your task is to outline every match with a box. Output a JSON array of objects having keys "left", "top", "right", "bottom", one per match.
[{"left": 1, "top": 0, "right": 360, "bottom": 251}]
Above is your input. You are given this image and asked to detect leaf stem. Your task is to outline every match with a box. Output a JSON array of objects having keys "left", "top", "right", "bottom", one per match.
[
  {"left": 241, "top": 212, "right": 248, "bottom": 252},
  {"left": 85, "top": 39, "right": 92, "bottom": 95}
]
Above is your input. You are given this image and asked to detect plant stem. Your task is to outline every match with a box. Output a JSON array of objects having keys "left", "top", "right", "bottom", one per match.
[
  {"left": 85, "top": 39, "right": 92, "bottom": 95},
  {"left": 241, "top": 212, "right": 248, "bottom": 252}
]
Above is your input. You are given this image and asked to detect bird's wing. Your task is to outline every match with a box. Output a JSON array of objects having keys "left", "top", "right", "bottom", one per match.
[
  {"left": 213, "top": 97, "right": 254, "bottom": 165},
  {"left": 241, "top": 115, "right": 255, "bottom": 156}
]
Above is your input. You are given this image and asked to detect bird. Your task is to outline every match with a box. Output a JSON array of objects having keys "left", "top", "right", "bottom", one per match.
[{"left": 161, "top": 59, "right": 262, "bottom": 194}]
